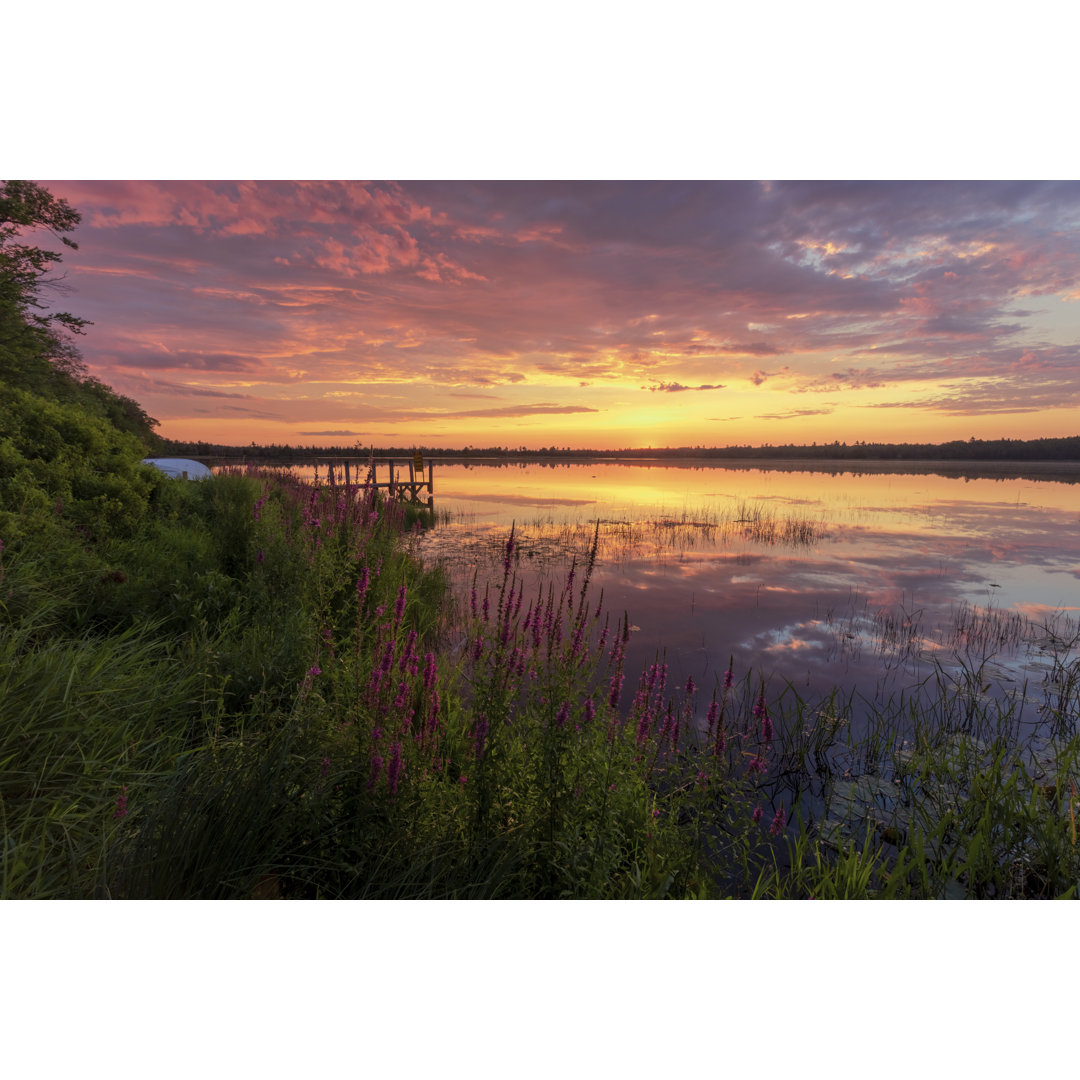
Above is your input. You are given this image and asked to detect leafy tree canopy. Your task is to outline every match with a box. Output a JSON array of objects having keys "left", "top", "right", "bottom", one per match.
[{"left": 0, "top": 180, "right": 159, "bottom": 445}]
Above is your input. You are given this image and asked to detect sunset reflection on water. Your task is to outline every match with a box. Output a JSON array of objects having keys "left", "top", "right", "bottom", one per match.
[{"left": 418, "top": 460, "right": 1080, "bottom": 717}]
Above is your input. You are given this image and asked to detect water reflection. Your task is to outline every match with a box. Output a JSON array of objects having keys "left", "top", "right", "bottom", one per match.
[{"left": 417, "top": 461, "right": 1080, "bottom": 724}]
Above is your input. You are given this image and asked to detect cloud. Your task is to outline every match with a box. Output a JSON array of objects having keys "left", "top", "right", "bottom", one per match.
[
  {"left": 300, "top": 430, "right": 365, "bottom": 436},
  {"left": 754, "top": 407, "right": 835, "bottom": 420},
  {"left": 36, "top": 180, "right": 1080, "bottom": 443},
  {"left": 643, "top": 381, "right": 726, "bottom": 393},
  {"left": 430, "top": 403, "right": 599, "bottom": 420}
]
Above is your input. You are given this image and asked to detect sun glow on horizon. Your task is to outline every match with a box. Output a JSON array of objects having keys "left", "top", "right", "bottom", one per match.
[{"left": 30, "top": 180, "right": 1080, "bottom": 450}]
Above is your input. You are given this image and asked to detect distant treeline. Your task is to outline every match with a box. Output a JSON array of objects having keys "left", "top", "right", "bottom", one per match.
[{"left": 160, "top": 435, "right": 1080, "bottom": 464}]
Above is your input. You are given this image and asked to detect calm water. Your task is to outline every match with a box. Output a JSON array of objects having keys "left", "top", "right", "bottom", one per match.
[{"left": 412, "top": 459, "right": 1080, "bottom": 722}]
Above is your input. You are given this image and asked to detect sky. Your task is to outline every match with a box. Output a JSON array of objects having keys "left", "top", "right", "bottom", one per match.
[{"left": 31, "top": 179, "right": 1080, "bottom": 450}]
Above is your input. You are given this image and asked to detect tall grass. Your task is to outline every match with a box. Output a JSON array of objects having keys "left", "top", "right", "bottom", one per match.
[{"left": 4, "top": 464, "right": 1078, "bottom": 898}]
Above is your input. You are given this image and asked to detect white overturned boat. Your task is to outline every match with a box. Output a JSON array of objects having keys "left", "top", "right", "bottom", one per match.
[{"left": 141, "top": 457, "right": 213, "bottom": 480}]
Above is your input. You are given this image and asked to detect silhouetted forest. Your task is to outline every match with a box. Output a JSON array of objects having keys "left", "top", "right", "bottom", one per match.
[{"left": 159, "top": 435, "right": 1080, "bottom": 464}]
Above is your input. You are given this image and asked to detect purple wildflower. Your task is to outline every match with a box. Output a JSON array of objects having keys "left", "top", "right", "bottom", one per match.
[
  {"left": 609, "top": 669, "right": 625, "bottom": 710},
  {"left": 723, "top": 666, "right": 734, "bottom": 691},
  {"left": 583, "top": 697, "right": 595, "bottom": 726},
  {"left": 503, "top": 530, "right": 515, "bottom": 574},
  {"left": 114, "top": 786, "right": 128, "bottom": 819},
  {"left": 368, "top": 751, "right": 383, "bottom": 792},
  {"left": 422, "top": 651, "right": 437, "bottom": 693},
  {"left": 307, "top": 665, "right": 322, "bottom": 678},
  {"left": 394, "top": 583, "right": 407, "bottom": 623},
  {"left": 380, "top": 640, "right": 396, "bottom": 675},
  {"left": 399, "top": 628, "right": 419, "bottom": 674},
  {"left": 706, "top": 698, "right": 720, "bottom": 739},
  {"left": 555, "top": 702, "right": 570, "bottom": 729},
  {"left": 387, "top": 741, "right": 403, "bottom": 796},
  {"left": 752, "top": 805, "right": 763, "bottom": 823},
  {"left": 769, "top": 804, "right": 786, "bottom": 836}
]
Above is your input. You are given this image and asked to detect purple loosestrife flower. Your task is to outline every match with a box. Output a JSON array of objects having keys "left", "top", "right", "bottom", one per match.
[
  {"left": 570, "top": 621, "right": 586, "bottom": 660},
  {"left": 503, "top": 529, "right": 516, "bottom": 575},
  {"left": 555, "top": 702, "right": 570, "bottom": 729},
  {"left": 393, "top": 680, "right": 409, "bottom": 710},
  {"left": 762, "top": 709, "right": 773, "bottom": 744},
  {"left": 752, "top": 805, "right": 763, "bottom": 824},
  {"left": 387, "top": 741, "right": 403, "bottom": 796},
  {"left": 472, "top": 633, "right": 485, "bottom": 663},
  {"left": 723, "top": 666, "right": 734, "bottom": 691},
  {"left": 367, "top": 752, "right": 384, "bottom": 792},
  {"left": 706, "top": 698, "right": 720, "bottom": 740},
  {"left": 609, "top": 669, "right": 625, "bottom": 711},
  {"left": 399, "top": 628, "right": 419, "bottom": 674},
  {"left": 422, "top": 652, "right": 437, "bottom": 693},
  {"left": 114, "top": 786, "right": 128, "bottom": 819},
  {"left": 380, "top": 640, "right": 396, "bottom": 675},
  {"left": 307, "top": 665, "right": 322, "bottom": 678},
  {"left": 368, "top": 666, "right": 384, "bottom": 700},
  {"left": 747, "top": 755, "right": 768, "bottom": 776},
  {"left": 357, "top": 567, "right": 371, "bottom": 604},
  {"left": 685, "top": 676, "right": 696, "bottom": 697},
  {"left": 583, "top": 697, "right": 595, "bottom": 726},
  {"left": 395, "top": 583, "right": 407, "bottom": 623},
  {"left": 769, "top": 805, "right": 786, "bottom": 837}
]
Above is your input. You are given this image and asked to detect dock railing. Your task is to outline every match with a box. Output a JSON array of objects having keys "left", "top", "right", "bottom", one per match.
[{"left": 316, "top": 453, "right": 434, "bottom": 512}]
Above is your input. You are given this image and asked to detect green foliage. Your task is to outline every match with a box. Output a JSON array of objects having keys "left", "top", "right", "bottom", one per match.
[
  {"left": 0, "top": 384, "right": 159, "bottom": 549},
  {"left": 0, "top": 180, "right": 159, "bottom": 445}
]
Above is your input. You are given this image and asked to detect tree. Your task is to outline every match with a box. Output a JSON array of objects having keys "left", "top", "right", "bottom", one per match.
[
  {"left": 0, "top": 180, "right": 160, "bottom": 446},
  {"left": 0, "top": 179, "right": 90, "bottom": 390}
]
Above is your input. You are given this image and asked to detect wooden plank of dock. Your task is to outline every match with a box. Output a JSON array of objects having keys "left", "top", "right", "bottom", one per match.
[{"left": 315, "top": 457, "right": 434, "bottom": 510}]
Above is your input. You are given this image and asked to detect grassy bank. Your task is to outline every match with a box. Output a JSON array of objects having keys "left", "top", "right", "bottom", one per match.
[{"left": 3, "top": 455, "right": 1079, "bottom": 897}]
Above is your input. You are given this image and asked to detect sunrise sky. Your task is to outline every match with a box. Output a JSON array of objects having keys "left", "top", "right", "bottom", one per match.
[{"left": 35, "top": 180, "right": 1080, "bottom": 450}]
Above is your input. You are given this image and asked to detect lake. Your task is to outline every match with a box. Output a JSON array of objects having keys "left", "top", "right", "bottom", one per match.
[{"left": 411, "top": 459, "right": 1080, "bottom": 734}]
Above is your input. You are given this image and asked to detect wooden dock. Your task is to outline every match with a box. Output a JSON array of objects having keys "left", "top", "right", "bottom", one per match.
[{"left": 316, "top": 454, "right": 434, "bottom": 511}]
